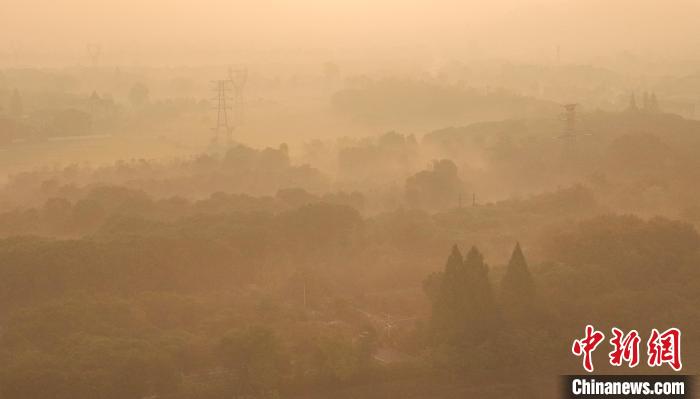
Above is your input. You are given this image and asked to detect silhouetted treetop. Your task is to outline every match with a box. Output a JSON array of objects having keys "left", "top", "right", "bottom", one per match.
[{"left": 501, "top": 242, "right": 535, "bottom": 301}]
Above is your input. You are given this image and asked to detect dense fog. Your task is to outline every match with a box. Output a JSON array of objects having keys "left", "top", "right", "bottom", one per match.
[{"left": 0, "top": 1, "right": 699, "bottom": 398}]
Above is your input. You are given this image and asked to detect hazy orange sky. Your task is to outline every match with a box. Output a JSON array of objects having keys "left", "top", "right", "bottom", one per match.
[{"left": 2, "top": 0, "right": 700, "bottom": 65}]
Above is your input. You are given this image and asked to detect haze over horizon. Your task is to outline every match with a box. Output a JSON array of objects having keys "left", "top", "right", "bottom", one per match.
[
  {"left": 3, "top": 0, "right": 700, "bottom": 67},
  {"left": 1, "top": 3, "right": 700, "bottom": 399}
]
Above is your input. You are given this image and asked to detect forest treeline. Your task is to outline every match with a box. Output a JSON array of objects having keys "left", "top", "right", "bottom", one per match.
[
  {"left": 4, "top": 109, "right": 700, "bottom": 223},
  {"left": 0, "top": 183, "right": 600, "bottom": 305},
  {"left": 0, "top": 180, "right": 699, "bottom": 397},
  {"left": 3, "top": 36, "right": 700, "bottom": 398},
  {"left": 2, "top": 78, "right": 700, "bottom": 397},
  {"left": 332, "top": 78, "right": 558, "bottom": 124}
]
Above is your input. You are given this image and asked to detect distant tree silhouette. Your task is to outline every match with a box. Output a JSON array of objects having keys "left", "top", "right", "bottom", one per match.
[
  {"left": 430, "top": 245, "right": 465, "bottom": 343},
  {"left": 463, "top": 246, "right": 499, "bottom": 340},
  {"left": 405, "top": 159, "right": 464, "bottom": 210},
  {"left": 428, "top": 244, "right": 498, "bottom": 345},
  {"left": 464, "top": 246, "right": 491, "bottom": 301},
  {"left": 500, "top": 243, "right": 535, "bottom": 306},
  {"left": 628, "top": 93, "right": 637, "bottom": 111}
]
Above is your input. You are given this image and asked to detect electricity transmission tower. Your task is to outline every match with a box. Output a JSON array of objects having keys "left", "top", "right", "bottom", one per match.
[
  {"left": 556, "top": 103, "right": 592, "bottom": 163},
  {"left": 559, "top": 103, "right": 578, "bottom": 149},
  {"left": 212, "top": 79, "right": 233, "bottom": 144},
  {"left": 558, "top": 104, "right": 592, "bottom": 148}
]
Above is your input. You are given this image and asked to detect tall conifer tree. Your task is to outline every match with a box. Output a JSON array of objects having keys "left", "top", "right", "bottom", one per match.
[
  {"left": 430, "top": 244, "right": 498, "bottom": 344},
  {"left": 463, "top": 246, "right": 498, "bottom": 340},
  {"left": 501, "top": 242, "right": 535, "bottom": 304}
]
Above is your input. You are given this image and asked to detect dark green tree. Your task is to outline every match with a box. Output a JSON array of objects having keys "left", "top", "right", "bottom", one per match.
[
  {"left": 463, "top": 246, "right": 499, "bottom": 340},
  {"left": 429, "top": 244, "right": 498, "bottom": 345},
  {"left": 429, "top": 245, "right": 465, "bottom": 343},
  {"left": 500, "top": 242, "right": 535, "bottom": 306},
  {"left": 464, "top": 246, "right": 491, "bottom": 303}
]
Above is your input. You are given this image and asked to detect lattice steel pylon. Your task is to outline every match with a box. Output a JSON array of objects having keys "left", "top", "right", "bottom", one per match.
[
  {"left": 560, "top": 103, "right": 578, "bottom": 150},
  {"left": 212, "top": 79, "right": 233, "bottom": 144},
  {"left": 557, "top": 103, "right": 592, "bottom": 163}
]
